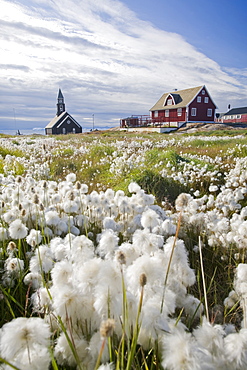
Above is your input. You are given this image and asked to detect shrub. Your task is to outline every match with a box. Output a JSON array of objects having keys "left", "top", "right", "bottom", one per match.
[{"left": 134, "top": 169, "right": 189, "bottom": 204}]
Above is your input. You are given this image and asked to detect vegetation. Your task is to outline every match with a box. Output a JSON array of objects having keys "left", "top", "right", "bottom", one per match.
[{"left": 1, "top": 128, "right": 247, "bottom": 369}]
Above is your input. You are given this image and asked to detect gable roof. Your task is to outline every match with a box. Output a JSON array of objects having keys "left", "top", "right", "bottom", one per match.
[
  {"left": 45, "top": 111, "right": 67, "bottom": 129},
  {"left": 223, "top": 107, "right": 247, "bottom": 116},
  {"left": 150, "top": 85, "right": 206, "bottom": 111},
  {"left": 57, "top": 113, "right": 81, "bottom": 128},
  {"left": 45, "top": 111, "right": 81, "bottom": 129}
]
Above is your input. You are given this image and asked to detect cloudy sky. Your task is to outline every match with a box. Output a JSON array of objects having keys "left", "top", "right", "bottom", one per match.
[{"left": 0, "top": 0, "right": 246, "bottom": 132}]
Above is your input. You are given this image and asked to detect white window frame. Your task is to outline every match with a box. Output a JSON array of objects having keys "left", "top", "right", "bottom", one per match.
[
  {"left": 207, "top": 108, "right": 212, "bottom": 117},
  {"left": 154, "top": 110, "right": 158, "bottom": 118},
  {"left": 191, "top": 108, "right": 197, "bottom": 116},
  {"left": 167, "top": 98, "right": 173, "bottom": 106},
  {"left": 204, "top": 97, "right": 209, "bottom": 103},
  {"left": 165, "top": 109, "right": 169, "bottom": 117},
  {"left": 202, "top": 90, "right": 205, "bottom": 95},
  {"left": 197, "top": 96, "right": 201, "bottom": 103},
  {"left": 177, "top": 108, "right": 182, "bottom": 117}
]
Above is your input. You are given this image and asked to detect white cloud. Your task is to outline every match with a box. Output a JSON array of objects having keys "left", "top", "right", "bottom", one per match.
[{"left": 0, "top": 0, "right": 246, "bottom": 130}]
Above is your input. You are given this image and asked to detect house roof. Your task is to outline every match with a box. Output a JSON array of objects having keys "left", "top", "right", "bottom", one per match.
[
  {"left": 150, "top": 85, "right": 206, "bottom": 111},
  {"left": 45, "top": 111, "right": 81, "bottom": 129},
  {"left": 57, "top": 113, "right": 81, "bottom": 128},
  {"left": 45, "top": 111, "right": 67, "bottom": 129},
  {"left": 223, "top": 107, "right": 247, "bottom": 116}
]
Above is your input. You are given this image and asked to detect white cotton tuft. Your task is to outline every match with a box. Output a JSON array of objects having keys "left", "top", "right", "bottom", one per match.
[
  {"left": 0, "top": 317, "right": 51, "bottom": 367},
  {"left": 103, "top": 217, "right": 118, "bottom": 231},
  {"left": 54, "top": 331, "right": 88, "bottom": 367},
  {"left": 45, "top": 210, "right": 60, "bottom": 226},
  {"left": 97, "top": 363, "right": 115, "bottom": 370},
  {"left": 224, "top": 328, "right": 247, "bottom": 368},
  {"left": 66, "top": 173, "right": 76, "bottom": 183},
  {"left": 5, "top": 257, "right": 24, "bottom": 277},
  {"left": 97, "top": 229, "right": 119, "bottom": 258},
  {"left": 128, "top": 182, "right": 141, "bottom": 193},
  {"left": 132, "top": 228, "right": 163, "bottom": 255},
  {"left": 0, "top": 226, "right": 8, "bottom": 240},
  {"left": 29, "top": 245, "right": 54, "bottom": 273},
  {"left": 26, "top": 229, "right": 42, "bottom": 246},
  {"left": 193, "top": 317, "right": 224, "bottom": 358},
  {"left": 8, "top": 219, "right": 28, "bottom": 239},
  {"left": 140, "top": 208, "right": 161, "bottom": 230},
  {"left": 162, "top": 328, "right": 201, "bottom": 370}
]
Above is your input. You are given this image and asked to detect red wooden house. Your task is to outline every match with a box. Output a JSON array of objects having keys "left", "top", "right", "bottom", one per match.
[
  {"left": 220, "top": 107, "right": 247, "bottom": 124},
  {"left": 150, "top": 85, "right": 217, "bottom": 125}
]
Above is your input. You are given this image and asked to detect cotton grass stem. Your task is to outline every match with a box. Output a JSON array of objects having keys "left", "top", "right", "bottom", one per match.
[
  {"left": 120, "top": 266, "right": 128, "bottom": 368},
  {"left": 57, "top": 315, "right": 83, "bottom": 370},
  {"left": 94, "top": 338, "right": 106, "bottom": 370},
  {"left": 126, "top": 274, "right": 146, "bottom": 370},
  {"left": 199, "top": 236, "right": 209, "bottom": 321},
  {"left": 0, "top": 358, "right": 21, "bottom": 370},
  {"left": 243, "top": 297, "right": 247, "bottom": 329},
  {"left": 161, "top": 210, "right": 182, "bottom": 313}
]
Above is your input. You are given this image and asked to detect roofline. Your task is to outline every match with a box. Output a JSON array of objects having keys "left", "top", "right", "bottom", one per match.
[
  {"left": 201, "top": 85, "right": 218, "bottom": 109},
  {"left": 149, "top": 85, "right": 203, "bottom": 111},
  {"left": 56, "top": 113, "right": 81, "bottom": 128},
  {"left": 150, "top": 85, "right": 218, "bottom": 111},
  {"left": 222, "top": 107, "right": 247, "bottom": 115}
]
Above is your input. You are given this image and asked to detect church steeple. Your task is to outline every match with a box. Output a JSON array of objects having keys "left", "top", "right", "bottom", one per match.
[{"left": 57, "top": 89, "right": 65, "bottom": 116}]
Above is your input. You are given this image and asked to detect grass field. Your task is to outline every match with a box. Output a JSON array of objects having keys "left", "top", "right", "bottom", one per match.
[{"left": 1, "top": 129, "right": 247, "bottom": 369}]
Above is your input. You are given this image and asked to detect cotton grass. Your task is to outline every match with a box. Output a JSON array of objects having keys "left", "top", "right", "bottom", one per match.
[{"left": 1, "top": 132, "right": 247, "bottom": 369}]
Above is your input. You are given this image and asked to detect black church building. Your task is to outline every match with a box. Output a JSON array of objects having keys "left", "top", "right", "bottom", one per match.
[{"left": 45, "top": 89, "right": 82, "bottom": 135}]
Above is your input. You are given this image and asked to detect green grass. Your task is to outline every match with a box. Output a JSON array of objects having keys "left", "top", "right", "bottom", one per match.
[
  {"left": 133, "top": 169, "right": 189, "bottom": 204},
  {"left": 0, "top": 146, "right": 25, "bottom": 159}
]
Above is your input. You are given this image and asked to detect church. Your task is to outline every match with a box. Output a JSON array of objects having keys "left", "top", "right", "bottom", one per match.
[{"left": 45, "top": 89, "right": 82, "bottom": 135}]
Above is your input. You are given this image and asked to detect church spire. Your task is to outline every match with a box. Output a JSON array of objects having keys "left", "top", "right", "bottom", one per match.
[{"left": 57, "top": 89, "right": 65, "bottom": 116}]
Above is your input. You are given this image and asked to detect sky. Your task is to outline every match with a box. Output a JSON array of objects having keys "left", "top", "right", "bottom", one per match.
[{"left": 0, "top": 0, "right": 246, "bottom": 132}]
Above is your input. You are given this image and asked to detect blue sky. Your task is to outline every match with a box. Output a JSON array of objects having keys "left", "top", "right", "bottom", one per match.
[
  {"left": 122, "top": 0, "right": 247, "bottom": 69},
  {"left": 0, "top": 0, "right": 246, "bottom": 132}
]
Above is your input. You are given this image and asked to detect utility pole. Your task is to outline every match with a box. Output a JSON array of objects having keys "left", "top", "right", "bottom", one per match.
[
  {"left": 13, "top": 108, "right": 17, "bottom": 133},
  {"left": 92, "top": 114, "right": 94, "bottom": 131}
]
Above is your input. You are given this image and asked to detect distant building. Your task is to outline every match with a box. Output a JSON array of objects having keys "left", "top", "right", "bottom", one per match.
[
  {"left": 150, "top": 85, "right": 217, "bottom": 125},
  {"left": 120, "top": 85, "right": 217, "bottom": 132},
  {"left": 220, "top": 107, "right": 247, "bottom": 124},
  {"left": 45, "top": 89, "right": 82, "bottom": 135}
]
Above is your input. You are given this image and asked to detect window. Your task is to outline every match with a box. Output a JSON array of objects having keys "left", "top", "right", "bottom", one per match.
[
  {"left": 207, "top": 108, "right": 212, "bottom": 117},
  {"left": 165, "top": 110, "right": 169, "bottom": 117},
  {"left": 67, "top": 119, "right": 71, "bottom": 124},
  {"left": 177, "top": 108, "right": 182, "bottom": 117},
  {"left": 191, "top": 108, "right": 197, "bottom": 116},
  {"left": 197, "top": 96, "right": 201, "bottom": 103},
  {"left": 202, "top": 90, "right": 205, "bottom": 95},
  {"left": 236, "top": 115, "right": 241, "bottom": 119},
  {"left": 154, "top": 111, "right": 158, "bottom": 118},
  {"left": 167, "top": 98, "right": 173, "bottom": 105},
  {"left": 62, "top": 127, "right": 66, "bottom": 134},
  {"left": 204, "top": 97, "right": 209, "bottom": 103},
  {"left": 73, "top": 128, "right": 76, "bottom": 133}
]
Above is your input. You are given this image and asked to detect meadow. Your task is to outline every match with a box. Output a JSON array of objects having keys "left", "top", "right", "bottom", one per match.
[{"left": 1, "top": 128, "right": 247, "bottom": 369}]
